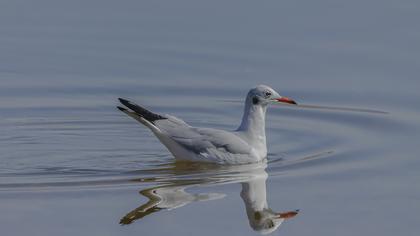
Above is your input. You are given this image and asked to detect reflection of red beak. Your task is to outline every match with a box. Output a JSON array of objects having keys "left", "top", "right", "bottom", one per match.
[
  {"left": 276, "top": 97, "right": 297, "bottom": 105},
  {"left": 276, "top": 210, "right": 299, "bottom": 219}
]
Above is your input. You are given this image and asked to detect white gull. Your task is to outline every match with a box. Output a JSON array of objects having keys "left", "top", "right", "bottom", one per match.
[{"left": 117, "top": 85, "right": 297, "bottom": 164}]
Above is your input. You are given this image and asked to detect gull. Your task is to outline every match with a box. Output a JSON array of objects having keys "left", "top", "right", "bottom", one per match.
[
  {"left": 119, "top": 162, "right": 299, "bottom": 234},
  {"left": 117, "top": 85, "right": 297, "bottom": 164}
]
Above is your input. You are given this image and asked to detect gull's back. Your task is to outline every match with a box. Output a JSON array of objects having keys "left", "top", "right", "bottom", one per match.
[{"left": 118, "top": 98, "right": 262, "bottom": 164}]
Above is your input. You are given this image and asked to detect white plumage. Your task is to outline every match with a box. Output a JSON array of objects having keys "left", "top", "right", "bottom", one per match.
[{"left": 117, "top": 85, "right": 297, "bottom": 164}]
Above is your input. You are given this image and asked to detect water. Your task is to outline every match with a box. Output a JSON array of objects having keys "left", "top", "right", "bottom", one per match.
[{"left": 1, "top": 0, "right": 420, "bottom": 235}]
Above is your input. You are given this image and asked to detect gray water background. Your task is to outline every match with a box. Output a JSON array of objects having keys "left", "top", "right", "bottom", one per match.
[{"left": 1, "top": 0, "right": 420, "bottom": 235}]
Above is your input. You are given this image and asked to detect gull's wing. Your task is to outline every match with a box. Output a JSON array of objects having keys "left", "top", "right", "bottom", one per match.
[
  {"left": 120, "top": 183, "right": 225, "bottom": 225},
  {"left": 154, "top": 116, "right": 254, "bottom": 163},
  {"left": 117, "top": 98, "right": 254, "bottom": 163}
]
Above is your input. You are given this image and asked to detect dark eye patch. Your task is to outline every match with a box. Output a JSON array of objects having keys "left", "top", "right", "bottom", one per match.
[
  {"left": 252, "top": 96, "right": 259, "bottom": 104},
  {"left": 264, "top": 91, "right": 272, "bottom": 98},
  {"left": 254, "top": 212, "right": 262, "bottom": 220}
]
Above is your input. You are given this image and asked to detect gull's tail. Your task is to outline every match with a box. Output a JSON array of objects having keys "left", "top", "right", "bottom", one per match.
[{"left": 117, "top": 98, "right": 166, "bottom": 131}]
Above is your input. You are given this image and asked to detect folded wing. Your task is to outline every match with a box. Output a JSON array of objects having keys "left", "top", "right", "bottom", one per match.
[{"left": 154, "top": 117, "right": 253, "bottom": 163}]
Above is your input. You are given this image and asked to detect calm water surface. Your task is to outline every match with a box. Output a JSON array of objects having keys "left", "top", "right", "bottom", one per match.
[{"left": 1, "top": 0, "right": 420, "bottom": 235}]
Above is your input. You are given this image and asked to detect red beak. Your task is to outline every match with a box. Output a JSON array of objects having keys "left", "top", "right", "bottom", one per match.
[
  {"left": 275, "top": 210, "right": 299, "bottom": 219},
  {"left": 276, "top": 97, "right": 297, "bottom": 105}
]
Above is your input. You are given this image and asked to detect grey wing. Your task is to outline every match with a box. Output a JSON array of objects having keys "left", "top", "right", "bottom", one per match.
[{"left": 154, "top": 116, "right": 253, "bottom": 161}]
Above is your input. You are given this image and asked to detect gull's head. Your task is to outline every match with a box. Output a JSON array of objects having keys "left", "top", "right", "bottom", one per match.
[
  {"left": 247, "top": 85, "right": 297, "bottom": 106},
  {"left": 248, "top": 209, "right": 299, "bottom": 235}
]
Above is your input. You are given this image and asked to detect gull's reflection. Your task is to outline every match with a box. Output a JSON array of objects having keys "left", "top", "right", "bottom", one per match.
[
  {"left": 120, "top": 161, "right": 298, "bottom": 234},
  {"left": 120, "top": 180, "right": 225, "bottom": 224},
  {"left": 240, "top": 167, "right": 298, "bottom": 234}
]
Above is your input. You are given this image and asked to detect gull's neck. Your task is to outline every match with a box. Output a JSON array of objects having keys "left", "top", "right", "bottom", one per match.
[
  {"left": 237, "top": 97, "right": 267, "bottom": 152},
  {"left": 240, "top": 170, "right": 268, "bottom": 212}
]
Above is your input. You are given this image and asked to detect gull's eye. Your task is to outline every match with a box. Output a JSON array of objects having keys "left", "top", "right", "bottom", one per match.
[
  {"left": 264, "top": 91, "right": 272, "bottom": 98},
  {"left": 265, "top": 220, "right": 275, "bottom": 228}
]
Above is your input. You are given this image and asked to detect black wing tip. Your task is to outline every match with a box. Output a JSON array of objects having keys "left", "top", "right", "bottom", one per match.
[
  {"left": 118, "top": 98, "right": 131, "bottom": 105},
  {"left": 117, "top": 97, "right": 166, "bottom": 122},
  {"left": 118, "top": 97, "right": 139, "bottom": 111},
  {"left": 117, "top": 106, "right": 127, "bottom": 112}
]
